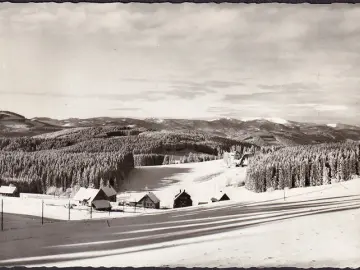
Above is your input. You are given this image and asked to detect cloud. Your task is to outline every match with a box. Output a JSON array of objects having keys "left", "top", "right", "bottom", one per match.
[
  {"left": 315, "top": 105, "right": 348, "bottom": 112},
  {"left": 0, "top": 90, "right": 164, "bottom": 102},
  {"left": 109, "top": 107, "right": 141, "bottom": 111},
  {"left": 1, "top": 3, "right": 360, "bottom": 124}
]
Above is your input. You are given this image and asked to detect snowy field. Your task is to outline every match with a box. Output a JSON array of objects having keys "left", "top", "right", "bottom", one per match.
[
  {"left": 0, "top": 160, "right": 359, "bottom": 267},
  {"left": 121, "top": 160, "right": 246, "bottom": 207},
  {"left": 0, "top": 196, "right": 159, "bottom": 223},
  {"left": 1, "top": 159, "right": 360, "bottom": 220},
  {"left": 1, "top": 160, "right": 245, "bottom": 222}
]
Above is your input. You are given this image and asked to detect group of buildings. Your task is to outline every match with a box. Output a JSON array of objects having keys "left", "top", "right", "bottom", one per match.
[
  {"left": 0, "top": 183, "right": 231, "bottom": 211},
  {"left": 125, "top": 189, "right": 230, "bottom": 209},
  {"left": 73, "top": 186, "right": 117, "bottom": 210}
]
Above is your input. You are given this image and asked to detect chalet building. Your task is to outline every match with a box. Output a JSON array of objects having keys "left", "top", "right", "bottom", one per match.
[
  {"left": 73, "top": 187, "right": 111, "bottom": 210},
  {"left": 137, "top": 192, "right": 160, "bottom": 209},
  {"left": 0, "top": 185, "right": 19, "bottom": 197},
  {"left": 211, "top": 191, "right": 230, "bottom": 203},
  {"left": 101, "top": 186, "right": 117, "bottom": 202},
  {"left": 127, "top": 192, "right": 161, "bottom": 209},
  {"left": 173, "top": 189, "right": 192, "bottom": 208}
]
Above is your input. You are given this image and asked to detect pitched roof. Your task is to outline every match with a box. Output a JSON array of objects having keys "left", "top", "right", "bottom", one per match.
[
  {"left": 73, "top": 187, "right": 101, "bottom": 203},
  {"left": 174, "top": 190, "right": 191, "bottom": 200},
  {"left": 101, "top": 186, "right": 117, "bottom": 197},
  {"left": 213, "top": 191, "right": 229, "bottom": 200},
  {"left": 92, "top": 200, "right": 112, "bottom": 210},
  {"left": 0, "top": 185, "right": 17, "bottom": 194},
  {"left": 143, "top": 192, "right": 160, "bottom": 204},
  {"left": 127, "top": 192, "right": 160, "bottom": 204}
]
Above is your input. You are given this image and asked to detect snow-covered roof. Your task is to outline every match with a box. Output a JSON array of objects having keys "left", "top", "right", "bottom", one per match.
[
  {"left": 73, "top": 187, "right": 101, "bottom": 203},
  {"left": 127, "top": 192, "right": 160, "bottom": 204},
  {"left": 144, "top": 192, "right": 160, "bottom": 204},
  {"left": 101, "top": 186, "right": 117, "bottom": 197},
  {"left": 92, "top": 200, "right": 111, "bottom": 210},
  {"left": 0, "top": 185, "right": 17, "bottom": 194}
]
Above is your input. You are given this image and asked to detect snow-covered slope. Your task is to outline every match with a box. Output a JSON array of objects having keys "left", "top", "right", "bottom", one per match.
[
  {"left": 0, "top": 168, "right": 359, "bottom": 267},
  {"left": 241, "top": 117, "right": 289, "bottom": 125},
  {"left": 120, "top": 160, "right": 246, "bottom": 207}
]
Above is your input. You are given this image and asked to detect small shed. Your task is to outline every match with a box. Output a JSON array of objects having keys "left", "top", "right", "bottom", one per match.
[
  {"left": 0, "top": 185, "right": 19, "bottom": 197},
  {"left": 101, "top": 186, "right": 117, "bottom": 202},
  {"left": 138, "top": 192, "right": 160, "bottom": 209},
  {"left": 73, "top": 187, "right": 108, "bottom": 207},
  {"left": 211, "top": 191, "right": 230, "bottom": 203},
  {"left": 173, "top": 189, "right": 192, "bottom": 208},
  {"left": 92, "top": 200, "right": 112, "bottom": 211}
]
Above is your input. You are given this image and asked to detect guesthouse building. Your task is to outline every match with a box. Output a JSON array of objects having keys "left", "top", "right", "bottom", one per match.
[
  {"left": 137, "top": 192, "right": 160, "bottom": 209},
  {"left": 73, "top": 187, "right": 111, "bottom": 210},
  {"left": 173, "top": 189, "right": 192, "bottom": 208}
]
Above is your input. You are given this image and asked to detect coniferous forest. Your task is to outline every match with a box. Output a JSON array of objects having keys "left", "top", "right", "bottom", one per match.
[
  {"left": 0, "top": 151, "right": 134, "bottom": 194},
  {"left": 245, "top": 142, "right": 360, "bottom": 193},
  {"left": 0, "top": 127, "right": 254, "bottom": 194}
]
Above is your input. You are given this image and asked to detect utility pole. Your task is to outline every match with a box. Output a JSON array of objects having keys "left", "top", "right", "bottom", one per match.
[
  {"left": 41, "top": 200, "right": 44, "bottom": 225},
  {"left": 1, "top": 199, "right": 3, "bottom": 231}
]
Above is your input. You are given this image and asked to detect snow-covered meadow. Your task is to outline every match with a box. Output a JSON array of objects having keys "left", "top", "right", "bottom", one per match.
[
  {"left": 1, "top": 159, "right": 360, "bottom": 221},
  {"left": 0, "top": 159, "right": 359, "bottom": 267}
]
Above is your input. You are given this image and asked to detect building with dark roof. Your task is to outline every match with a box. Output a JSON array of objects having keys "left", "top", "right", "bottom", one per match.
[{"left": 173, "top": 189, "right": 192, "bottom": 208}]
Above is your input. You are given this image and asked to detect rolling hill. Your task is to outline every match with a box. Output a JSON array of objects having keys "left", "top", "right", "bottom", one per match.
[
  {"left": 0, "top": 111, "right": 63, "bottom": 137},
  {"left": 1, "top": 111, "right": 360, "bottom": 146}
]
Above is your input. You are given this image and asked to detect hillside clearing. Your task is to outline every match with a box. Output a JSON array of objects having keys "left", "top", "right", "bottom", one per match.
[{"left": 0, "top": 176, "right": 359, "bottom": 267}]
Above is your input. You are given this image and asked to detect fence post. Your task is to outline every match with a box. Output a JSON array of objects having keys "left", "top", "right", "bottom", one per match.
[
  {"left": 68, "top": 200, "right": 70, "bottom": 221},
  {"left": 41, "top": 200, "right": 44, "bottom": 225},
  {"left": 1, "top": 199, "right": 3, "bottom": 231}
]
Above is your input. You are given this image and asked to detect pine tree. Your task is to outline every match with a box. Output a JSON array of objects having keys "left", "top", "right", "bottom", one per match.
[
  {"left": 337, "top": 156, "right": 345, "bottom": 182},
  {"left": 100, "top": 178, "right": 105, "bottom": 188},
  {"left": 323, "top": 165, "right": 330, "bottom": 185},
  {"left": 316, "top": 158, "right": 323, "bottom": 186},
  {"left": 163, "top": 155, "right": 170, "bottom": 165}
]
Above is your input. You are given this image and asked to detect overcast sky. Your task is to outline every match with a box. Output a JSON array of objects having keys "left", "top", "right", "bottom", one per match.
[{"left": 0, "top": 3, "right": 360, "bottom": 124}]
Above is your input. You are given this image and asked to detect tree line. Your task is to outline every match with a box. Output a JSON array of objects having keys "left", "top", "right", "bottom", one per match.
[
  {"left": 134, "top": 152, "right": 220, "bottom": 166},
  {"left": 0, "top": 150, "right": 134, "bottom": 194},
  {"left": 0, "top": 130, "right": 253, "bottom": 157},
  {"left": 245, "top": 142, "right": 360, "bottom": 193}
]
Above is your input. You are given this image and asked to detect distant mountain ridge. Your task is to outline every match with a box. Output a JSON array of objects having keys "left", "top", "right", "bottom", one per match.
[{"left": 1, "top": 111, "right": 360, "bottom": 146}]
